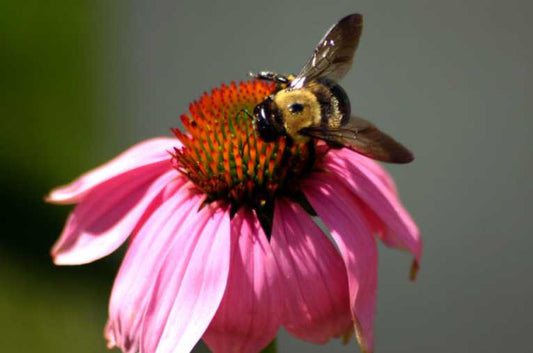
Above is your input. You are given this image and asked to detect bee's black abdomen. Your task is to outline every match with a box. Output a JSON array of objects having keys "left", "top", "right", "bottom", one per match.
[
  {"left": 329, "top": 82, "right": 351, "bottom": 125},
  {"left": 316, "top": 78, "right": 351, "bottom": 126}
]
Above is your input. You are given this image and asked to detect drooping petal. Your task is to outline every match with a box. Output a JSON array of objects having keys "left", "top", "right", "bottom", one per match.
[
  {"left": 324, "top": 149, "right": 422, "bottom": 263},
  {"left": 304, "top": 174, "right": 378, "bottom": 353},
  {"left": 52, "top": 166, "right": 184, "bottom": 265},
  {"left": 105, "top": 182, "right": 201, "bottom": 353},
  {"left": 46, "top": 137, "right": 180, "bottom": 204},
  {"left": 203, "top": 207, "right": 281, "bottom": 353},
  {"left": 271, "top": 199, "right": 351, "bottom": 344},
  {"left": 140, "top": 203, "right": 232, "bottom": 353},
  {"left": 329, "top": 148, "right": 398, "bottom": 195}
]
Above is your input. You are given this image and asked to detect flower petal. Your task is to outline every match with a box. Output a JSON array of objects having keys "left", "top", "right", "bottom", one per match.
[
  {"left": 304, "top": 174, "right": 378, "bottom": 353},
  {"left": 140, "top": 203, "right": 232, "bottom": 353},
  {"left": 271, "top": 199, "right": 351, "bottom": 344},
  {"left": 46, "top": 137, "right": 179, "bottom": 204},
  {"left": 105, "top": 182, "right": 201, "bottom": 353},
  {"left": 325, "top": 149, "right": 422, "bottom": 263},
  {"left": 203, "top": 207, "right": 281, "bottom": 353},
  {"left": 329, "top": 149, "right": 398, "bottom": 195},
  {"left": 51, "top": 167, "right": 182, "bottom": 265}
]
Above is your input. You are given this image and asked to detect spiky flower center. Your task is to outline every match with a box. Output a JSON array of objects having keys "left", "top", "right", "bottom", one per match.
[{"left": 172, "top": 80, "right": 319, "bottom": 233}]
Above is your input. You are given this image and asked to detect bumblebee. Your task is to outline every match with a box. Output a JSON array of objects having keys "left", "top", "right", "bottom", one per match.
[{"left": 251, "top": 14, "right": 413, "bottom": 163}]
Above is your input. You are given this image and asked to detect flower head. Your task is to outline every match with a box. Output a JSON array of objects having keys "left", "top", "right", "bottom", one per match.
[
  {"left": 47, "top": 80, "right": 422, "bottom": 353},
  {"left": 172, "top": 80, "right": 316, "bottom": 236}
]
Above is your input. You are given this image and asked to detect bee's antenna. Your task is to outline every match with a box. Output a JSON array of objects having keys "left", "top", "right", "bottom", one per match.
[
  {"left": 237, "top": 108, "right": 253, "bottom": 120},
  {"left": 233, "top": 108, "right": 256, "bottom": 157},
  {"left": 234, "top": 108, "right": 253, "bottom": 157}
]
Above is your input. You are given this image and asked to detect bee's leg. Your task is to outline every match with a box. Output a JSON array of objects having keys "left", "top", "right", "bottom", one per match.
[
  {"left": 326, "top": 140, "right": 344, "bottom": 149},
  {"left": 304, "top": 140, "right": 316, "bottom": 172},
  {"left": 249, "top": 71, "right": 290, "bottom": 86},
  {"left": 284, "top": 140, "right": 318, "bottom": 218},
  {"left": 278, "top": 137, "right": 294, "bottom": 172}
]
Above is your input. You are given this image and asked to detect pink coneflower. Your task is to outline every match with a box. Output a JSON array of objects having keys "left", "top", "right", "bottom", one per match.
[{"left": 47, "top": 80, "right": 421, "bottom": 353}]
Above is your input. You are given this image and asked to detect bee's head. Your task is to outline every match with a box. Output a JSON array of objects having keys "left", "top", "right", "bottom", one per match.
[{"left": 253, "top": 96, "right": 285, "bottom": 142}]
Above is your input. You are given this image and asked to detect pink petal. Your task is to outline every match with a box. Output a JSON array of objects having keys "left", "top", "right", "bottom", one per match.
[
  {"left": 51, "top": 167, "right": 183, "bottom": 265},
  {"left": 329, "top": 148, "right": 398, "bottom": 195},
  {"left": 46, "top": 137, "right": 180, "bottom": 204},
  {"left": 141, "top": 203, "right": 232, "bottom": 353},
  {"left": 105, "top": 183, "right": 201, "bottom": 353},
  {"left": 304, "top": 174, "right": 378, "bottom": 353},
  {"left": 203, "top": 207, "right": 281, "bottom": 353},
  {"left": 324, "top": 149, "right": 422, "bottom": 263},
  {"left": 271, "top": 199, "right": 351, "bottom": 344}
]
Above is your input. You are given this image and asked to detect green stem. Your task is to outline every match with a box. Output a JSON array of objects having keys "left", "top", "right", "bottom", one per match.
[{"left": 260, "top": 338, "right": 277, "bottom": 353}]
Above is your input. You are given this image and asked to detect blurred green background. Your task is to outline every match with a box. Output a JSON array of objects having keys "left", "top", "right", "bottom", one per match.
[
  {"left": 1, "top": 1, "right": 117, "bottom": 352},
  {"left": 2, "top": 0, "right": 532, "bottom": 352}
]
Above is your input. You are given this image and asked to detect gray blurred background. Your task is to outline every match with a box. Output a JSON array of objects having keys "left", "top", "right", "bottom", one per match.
[{"left": 2, "top": 0, "right": 532, "bottom": 352}]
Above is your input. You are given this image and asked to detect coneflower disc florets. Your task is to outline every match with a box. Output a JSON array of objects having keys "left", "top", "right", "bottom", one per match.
[{"left": 172, "top": 80, "right": 318, "bottom": 235}]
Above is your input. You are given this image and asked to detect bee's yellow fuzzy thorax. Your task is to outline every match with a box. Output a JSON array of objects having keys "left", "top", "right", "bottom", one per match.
[{"left": 273, "top": 88, "right": 322, "bottom": 141}]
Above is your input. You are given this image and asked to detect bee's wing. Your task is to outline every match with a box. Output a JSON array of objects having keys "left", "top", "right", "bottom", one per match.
[
  {"left": 291, "top": 14, "right": 363, "bottom": 89},
  {"left": 299, "top": 116, "right": 414, "bottom": 164}
]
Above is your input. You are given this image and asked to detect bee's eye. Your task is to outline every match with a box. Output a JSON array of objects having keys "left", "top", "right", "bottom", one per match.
[{"left": 288, "top": 103, "right": 304, "bottom": 113}]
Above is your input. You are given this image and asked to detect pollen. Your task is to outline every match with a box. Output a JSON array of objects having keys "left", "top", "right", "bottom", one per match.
[{"left": 172, "top": 80, "right": 318, "bottom": 234}]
